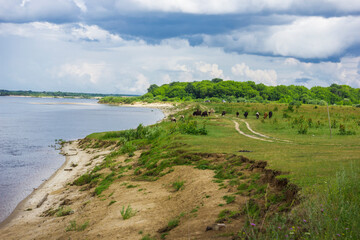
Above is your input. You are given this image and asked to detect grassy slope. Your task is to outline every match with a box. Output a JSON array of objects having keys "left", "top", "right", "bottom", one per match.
[{"left": 84, "top": 101, "right": 360, "bottom": 239}]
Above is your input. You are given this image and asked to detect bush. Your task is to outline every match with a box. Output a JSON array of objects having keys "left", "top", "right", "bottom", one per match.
[
  {"left": 298, "top": 124, "right": 308, "bottom": 134},
  {"left": 178, "top": 120, "right": 207, "bottom": 135},
  {"left": 338, "top": 124, "right": 356, "bottom": 135}
]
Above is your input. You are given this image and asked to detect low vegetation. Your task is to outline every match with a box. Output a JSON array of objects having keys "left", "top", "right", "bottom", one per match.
[
  {"left": 72, "top": 99, "right": 359, "bottom": 239},
  {"left": 120, "top": 205, "right": 136, "bottom": 220}
]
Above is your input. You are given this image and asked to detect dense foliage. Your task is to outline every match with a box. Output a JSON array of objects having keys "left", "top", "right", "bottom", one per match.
[
  {"left": 144, "top": 79, "right": 360, "bottom": 105},
  {"left": 0, "top": 89, "right": 137, "bottom": 99}
]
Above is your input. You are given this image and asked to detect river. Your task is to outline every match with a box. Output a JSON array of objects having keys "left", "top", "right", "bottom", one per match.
[{"left": 0, "top": 96, "right": 164, "bottom": 222}]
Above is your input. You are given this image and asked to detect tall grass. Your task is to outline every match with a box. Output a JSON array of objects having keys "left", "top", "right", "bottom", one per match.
[{"left": 240, "top": 166, "right": 360, "bottom": 239}]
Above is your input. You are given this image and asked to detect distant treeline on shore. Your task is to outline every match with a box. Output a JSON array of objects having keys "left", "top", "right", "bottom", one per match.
[
  {"left": 0, "top": 90, "right": 139, "bottom": 99},
  {"left": 100, "top": 79, "right": 360, "bottom": 106}
]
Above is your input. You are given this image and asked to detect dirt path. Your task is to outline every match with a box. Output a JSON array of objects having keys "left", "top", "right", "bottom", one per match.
[
  {"left": 233, "top": 120, "right": 273, "bottom": 142},
  {"left": 233, "top": 119, "right": 292, "bottom": 143},
  {"left": 239, "top": 120, "right": 292, "bottom": 143}
]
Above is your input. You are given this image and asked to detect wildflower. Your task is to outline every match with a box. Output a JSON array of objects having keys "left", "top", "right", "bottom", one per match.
[
  {"left": 335, "top": 218, "right": 338, "bottom": 221},
  {"left": 285, "top": 234, "right": 289, "bottom": 238},
  {"left": 321, "top": 208, "right": 324, "bottom": 212},
  {"left": 250, "top": 223, "right": 256, "bottom": 226},
  {"left": 345, "top": 228, "right": 349, "bottom": 230},
  {"left": 337, "top": 234, "right": 341, "bottom": 237},
  {"left": 278, "top": 226, "right": 281, "bottom": 229},
  {"left": 303, "top": 219, "right": 307, "bottom": 223}
]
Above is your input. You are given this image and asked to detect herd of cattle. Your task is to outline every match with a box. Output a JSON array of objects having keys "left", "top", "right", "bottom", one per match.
[{"left": 171, "top": 110, "right": 273, "bottom": 122}]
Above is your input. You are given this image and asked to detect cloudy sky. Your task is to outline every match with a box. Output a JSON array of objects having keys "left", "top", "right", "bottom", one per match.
[{"left": 0, "top": 0, "right": 360, "bottom": 94}]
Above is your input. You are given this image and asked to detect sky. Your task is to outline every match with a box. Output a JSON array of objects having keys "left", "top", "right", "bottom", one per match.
[{"left": 0, "top": 0, "right": 360, "bottom": 94}]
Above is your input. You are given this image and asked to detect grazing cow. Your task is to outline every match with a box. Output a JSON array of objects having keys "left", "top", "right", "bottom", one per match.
[
  {"left": 201, "top": 111, "right": 208, "bottom": 117},
  {"left": 222, "top": 111, "right": 226, "bottom": 116},
  {"left": 264, "top": 112, "right": 268, "bottom": 119},
  {"left": 193, "top": 109, "right": 202, "bottom": 116},
  {"left": 180, "top": 115, "right": 185, "bottom": 119},
  {"left": 236, "top": 112, "right": 239, "bottom": 117},
  {"left": 209, "top": 109, "right": 215, "bottom": 116},
  {"left": 244, "top": 112, "right": 248, "bottom": 119},
  {"left": 171, "top": 117, "right": 176, "bottom": 122},
  {"left": 256, "top": 112, "right": 260, "bottom": 119},
  {"left": 269, "top": 111, "right": 273, "bottom": 119}
]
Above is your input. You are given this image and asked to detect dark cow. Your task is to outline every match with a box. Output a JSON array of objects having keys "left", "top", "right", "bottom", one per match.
[
  {"left": 269, "top": 111, "right": 273, "bottom": 118},
  {"left": 222, "top": 111, "right": 226, "bottom": 116},
  {"left": 236, "top": 112, "right": 239, "bottom": 117},
  {"left": 264, "top": 112, "right": 268, "bottom": 119},
  {"left": 244, "top": 112, "right": 248, "bottom": 119},
  {"left": 171, "top": 117, "right": 176, "bottom": 123},
  {"left": 201, "top": 111, "right": 208, "bottom": 117},
  {"left": 256, "top": 112, "right": 260, "bottom": 119},
  {"left": 193, "top": 109, "right": 202, "bottom": 116}
]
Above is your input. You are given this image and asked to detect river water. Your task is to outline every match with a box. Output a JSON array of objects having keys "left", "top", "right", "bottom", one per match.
[{"left": 0, "top": 96, "right": 164, "bottom": 222}]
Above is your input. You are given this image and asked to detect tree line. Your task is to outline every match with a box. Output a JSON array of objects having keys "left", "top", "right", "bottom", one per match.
[{"left": 144, "top": 79, "right": 360, "bottom": 105}]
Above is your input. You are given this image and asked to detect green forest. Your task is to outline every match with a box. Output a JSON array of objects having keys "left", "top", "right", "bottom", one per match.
[{"left": 101, "top": 79, "right": 360, "bottom": 106}]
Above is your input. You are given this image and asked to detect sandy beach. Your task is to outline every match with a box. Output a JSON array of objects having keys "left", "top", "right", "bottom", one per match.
[
  {"left": 0, "top": 141, "right": 111, "bottom": 237},
  {"left": 102, "top": 102, "right": 179, "bottom": 119}
]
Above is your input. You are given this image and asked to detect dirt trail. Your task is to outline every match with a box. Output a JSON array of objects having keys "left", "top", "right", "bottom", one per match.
[
  {"left": 233, "top": 120, "right": 273, "bottom": 142},
  {"left": 234, "top": 120, "right": 292, "bottom": 143}
]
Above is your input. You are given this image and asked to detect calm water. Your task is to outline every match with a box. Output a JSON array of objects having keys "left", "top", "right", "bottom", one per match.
[{"left": 0, "top": 96, "right": 164, "bottom": 222}]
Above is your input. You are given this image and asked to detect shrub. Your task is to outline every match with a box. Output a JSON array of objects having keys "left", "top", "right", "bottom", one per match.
[
  {"left": 298, "top": 124, "right": 308, "bottom": 134},
  {"left": 338, "top": 124, "right": 356, "bottom": 135},
  {"left": 178, "top": 120, "right": 207, "bottom": 135}
]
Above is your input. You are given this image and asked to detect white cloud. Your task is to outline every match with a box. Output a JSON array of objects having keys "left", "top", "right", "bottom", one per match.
[
  {"left": 70, "top": 23, "right": 122, "bottom": 42},
  {"left": 232, "top": 63, "right": 277, "bottom": 86},
  {"left": 58, "top": 62, "right": 107, "bottom": 84},
  {"left": 129, "top": 74, "right": 150, "bottom": 92},
  {"left": 195, "top": 62, "right": 224, "bottom": 79},
  {"left": 203, "top": 16, "right": 360, "bottom": 59},
  {"left": 0, "top": 22, "right": 125, "bottom": 43}
]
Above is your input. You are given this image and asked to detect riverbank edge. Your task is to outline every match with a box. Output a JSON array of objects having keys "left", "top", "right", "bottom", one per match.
[{"left": 0, "top": 102, "right": 177, "bottom": 229}]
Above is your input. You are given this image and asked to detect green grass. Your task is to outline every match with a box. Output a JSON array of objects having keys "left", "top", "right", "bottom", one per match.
[
  {"left": 65, "top": 220, "right": 89, "bottom": 232},
  {"left": 120, "top": 205, "right": 136, "bottom": 220},
  {"left": 240, "top": 166, "right": 360, "bottom": 239},
  {"left": 56, "top": 207, "right": 73, "bottom": 217},
  {"left": 94, "top": 172, "right": 115, "bottom": 195},
  {"left": 172, "top": 180, "right": 185, "bottom": 191}
]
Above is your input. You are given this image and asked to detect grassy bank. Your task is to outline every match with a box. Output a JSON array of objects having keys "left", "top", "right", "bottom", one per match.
[{"left": 75, "top": 101, "right": 359, "bottom": 239}]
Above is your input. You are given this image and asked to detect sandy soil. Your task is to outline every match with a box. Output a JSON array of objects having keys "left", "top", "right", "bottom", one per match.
[
  {"left": 107, "top": 102, "right": 178, "bottom": 119},
  {"left": 0, "top": 142, "right": 246, "bottom": 240}
]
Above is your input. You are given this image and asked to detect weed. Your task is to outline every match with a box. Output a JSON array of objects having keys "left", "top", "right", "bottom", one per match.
[
  {"left": 172, "top": 180, "right": 185, "bottom": 191},
  {"left": 120, "top": 205, "right": 136, "bottom": 220},
  {"left": 56, "top": 207, "right": 73, "bottom": 217},
  {"left": 108, "top": 200, "right": 116, "bottom": 206},
  {"left": 223, "top": 195, "right": 236, "bottom": 204},
  {"left": 167, "top": 217, "right": 180, "bottom": 229}
]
